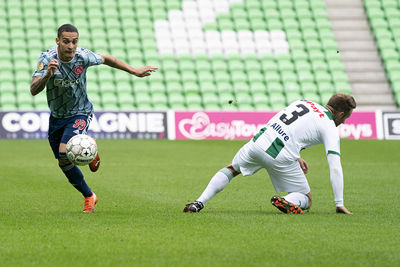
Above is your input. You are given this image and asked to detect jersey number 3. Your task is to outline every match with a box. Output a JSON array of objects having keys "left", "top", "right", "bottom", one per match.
[{"left": 279, "top": 104, "right": 309, "bottom": 125}]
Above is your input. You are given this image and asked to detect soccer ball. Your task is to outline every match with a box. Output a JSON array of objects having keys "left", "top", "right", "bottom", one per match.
[{"left": 66, "top": 134, "right": 97, "bottom": 166}]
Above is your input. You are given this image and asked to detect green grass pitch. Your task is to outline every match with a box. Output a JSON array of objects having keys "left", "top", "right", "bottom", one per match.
[{"left": 0, "top": 139, "right": 399, "bottom": 266}]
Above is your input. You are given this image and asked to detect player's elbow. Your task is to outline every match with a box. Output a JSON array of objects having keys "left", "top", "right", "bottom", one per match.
[
  {"left": 30, "top": 85, "right": 37, "bottom": 96},
  {"left": 30, "top": 84, "right": 41, "bottom": 96}
]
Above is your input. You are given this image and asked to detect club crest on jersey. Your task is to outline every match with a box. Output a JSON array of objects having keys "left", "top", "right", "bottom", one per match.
[{"left": 73, "top": 65, "right": 84, "bottom": 75}]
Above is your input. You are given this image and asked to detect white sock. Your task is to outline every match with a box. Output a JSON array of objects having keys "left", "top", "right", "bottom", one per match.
[
  {"left": 197, "top": 168, "right": 234, "bottom": 204},
  {"left": 283, "top": 192, "right": 309, "bottom": 210}
]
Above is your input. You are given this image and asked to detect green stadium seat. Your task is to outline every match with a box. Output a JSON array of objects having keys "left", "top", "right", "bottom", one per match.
[
  {"left": 314, "top": 71, "right": 332, "bottom": 83},
  {"left": 133, "top": 80, "right": 150, "bottom": 94},
  {"left": 294, "top": 61, "right": 311, "bottom": 73},
  {"left": 232, "top": 81, "right": 250, "bottom": 94},
  {"left": 100, "top": 81, "right": 116, "bottom": 94},
  {"left": 318, "top": 82, "right": 335, "bottom": 94},
  {"left": 320, "top": 92, "right": 333, "bottom": 104},
  {"left": 269, "top": 92, "right": 286, "bottom": 103},
  {"left": 168, "top": 92, "right": 185, "bottom": 107},
  {"left": 202, "top": 92, "right": 219, "bottom": 106},
  {"left": 166, "top": 82, "right": 183, "bottom": 94},
  {"left": 152, "top": 103, "right": 169, "bottom": 111},
  {"left": 334, "top": 82, "right": 352, "bottom": 94},
  {"left": 261, "top": 59, "right": 278, "bottom": 73},
  {"left": 136, "top": 103, "right": 152, "bottom": 110},
  {"left": 169, "top": 102, "right": 186, "bottom": 110},
  {"left": 185, "top": 92, "right": 202, "bottom": 106},
  {"left": 228, "top": 59, "right": 245, "bottom": 72},
  {"left": 270, "top": 102, "right": 286, "bottom": 111},
  {"left": 281, "top": 70, "right": 298, "bottom": 83},
  {"left": 266, "top": 82, "right": 283, "bottom": 94},
  {"left": 149, "top": 82, "right": 166, "bottom": 94},
  {"left": 198, "top": 81, "right": 216, "bottom": 94},
  {"left": 286, "top": 91, "right": 303, "bottom": 103},
  {"left": 152, "top": 92, "right": 168, "bottom": 106},
  {"left": 304, "top": 92, "right": 321, "bottom": 103},
  {"left": 163, "top": 71, "right": 181, "bottom": 84},
  {"left": 16, "top": 91, "right": 33, "bottom": 105},
  {"left": 203, "top": 103, "right": 221, "bottom": 110},
  {"left": 216, "top": 81, "right": 232, "bottom": 94},
  {"left": 301, "top": 82, "right": 318, "bottom": 94},
  {"left": 331, "top": 71, "right": 349, "bottom": 83},
  {"left": 181, "top": 71, "right": 198, "bottom": 83},
  {"left": 214, "top": 71, "right": 231, "bottom": 84},
  {"left": 254, "top": 102, "right": 271, "bottom": 111},
  {"left": 297, "top": 69, "right": 314, "bottom": 83},
  {"left": 117, "top": 92, "right": 134, "bottom": 106},
  {"left": 249, "top": 81, "right": 266, "bottom": 94},
  {"left": 284, "top": 82, "right": 301, "bottom": 93},
  {"left": 88, "top": 92, "right": 100, "bottom": 105},
  {"left": 0, "top": 92, "right": 16, "bottom": 106},
  {"left": 182, "top": 82, "right": 199, "bottom": 95},
  {"left": 265, "top": 71, "right": 281, "bottom": 83}
]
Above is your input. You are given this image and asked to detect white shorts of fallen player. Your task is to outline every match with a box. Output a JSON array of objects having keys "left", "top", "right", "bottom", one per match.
[{"left": 231, "top": 140, "right": 311, "bottom": 195}]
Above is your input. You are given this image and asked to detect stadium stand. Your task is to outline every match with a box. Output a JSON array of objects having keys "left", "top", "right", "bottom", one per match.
[
  {"left": 0, "top": 0, "right": 358, "bottom": 111},
  {"left": 364, "top": 0, "right": 400, "bottom": 106}
]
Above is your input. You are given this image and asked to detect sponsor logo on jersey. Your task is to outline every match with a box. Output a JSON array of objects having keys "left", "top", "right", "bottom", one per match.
[
  {"left": 54, "top": 78, "right": 81, "bottom": 87},
  {"left": 307, "top": 101, "right": 325, "bottom": 118},
  {"left": 270, "top": 122, "right": 290, "bottom": 141},
  {"left": 73, "top": 65, "right": 84, "bottom": 75}
]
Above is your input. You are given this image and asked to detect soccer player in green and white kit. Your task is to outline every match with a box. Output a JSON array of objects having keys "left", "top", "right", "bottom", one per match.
[
  {"left": 31, "top": 24, "right": 157, "bottom": 213},
  {"left": 184, "top": 93, "right": 356, "bottom": 214}
]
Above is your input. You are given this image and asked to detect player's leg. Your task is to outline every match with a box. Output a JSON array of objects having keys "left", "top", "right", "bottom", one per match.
[
  {"left": 58, "top": 142, "right": 93, "bottom": 198},
  {"left": 184, "top": 141, "right": 261, "bottom": 213},
  {"left": 282, "top": 192, "right": 312, "bottom": 210},
  {"left": 89, "top": 138, "right": 100, "bottom": 172},
  {"left": 266, "top": 160, "right": 311, "bottom": 214},
  {"left": 53, "top": 115, "right": 97, "bottom": 212},
  {"left": 184, "top": 165, "right": 239, "bottom": 213}
]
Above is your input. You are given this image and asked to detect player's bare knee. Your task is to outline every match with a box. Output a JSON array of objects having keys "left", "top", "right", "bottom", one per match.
[{"left": 226, "top": 164, "right": 240, "bottom": 177}]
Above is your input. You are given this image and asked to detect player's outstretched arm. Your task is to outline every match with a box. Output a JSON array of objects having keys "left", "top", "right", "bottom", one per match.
[
  {"left": 30, "top": 59, "right": 59, "bottom": 96},
  {"left": 102, "top": 54, "right": 157, "bottom": 77},
  {"left": 336, "top": 206, "right": 352, "bottom": 214}
]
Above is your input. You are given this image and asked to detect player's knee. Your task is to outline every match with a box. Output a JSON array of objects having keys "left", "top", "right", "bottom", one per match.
[
  {"left": 226, "top": 164, "right": 240, "bottom": 177},
  {"left": 58, "top": 152, "right": 71, "bottom": 166}
]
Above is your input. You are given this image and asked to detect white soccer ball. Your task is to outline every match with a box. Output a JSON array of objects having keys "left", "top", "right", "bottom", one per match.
[{"left": 66, "top": 134, "right": 97, "bottom": 166}]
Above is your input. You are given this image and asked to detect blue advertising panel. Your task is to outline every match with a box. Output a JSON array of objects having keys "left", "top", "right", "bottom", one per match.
[{"left": 0, "top": 111, "right": 168, "bottom": 139}]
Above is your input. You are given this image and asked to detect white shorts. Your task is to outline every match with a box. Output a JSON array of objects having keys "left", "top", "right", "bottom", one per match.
[{"left": 231, "top": 140, "right": 311, "bottom": 194}]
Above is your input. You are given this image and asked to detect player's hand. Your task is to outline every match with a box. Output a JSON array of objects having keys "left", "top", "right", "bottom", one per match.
[
  {"left": 45, "top": 59, "right": 59, "bottom": 78},
  {"left": 336, "top": 206, "right": 352, "bottom": 214},
  {"left": 133, "top": 66, "right": 158, "bottom": 77},
  {"left": 297, "top": 158, "right": 309, "bottom": 174}
]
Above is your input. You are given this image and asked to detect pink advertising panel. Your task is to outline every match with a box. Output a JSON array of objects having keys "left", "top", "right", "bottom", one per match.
[
  {"left": 175, "top": 111, "right": 276, "bottom": 140},
  {"left": 338, "top": 111, "right": 377, "bottom": 139},
  {"left": 175, "top": 111, "right": 377, "bottom": 140}
]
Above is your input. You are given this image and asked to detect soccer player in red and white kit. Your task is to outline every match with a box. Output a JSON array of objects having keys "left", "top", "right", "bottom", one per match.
[{"left": 184, "top": 93, "right": 356, "bottom": 214}]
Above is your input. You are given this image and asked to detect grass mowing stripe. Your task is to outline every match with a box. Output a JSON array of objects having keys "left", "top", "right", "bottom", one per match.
[{"left": 0, "top": 139, "right": 398, "bottom": 266}]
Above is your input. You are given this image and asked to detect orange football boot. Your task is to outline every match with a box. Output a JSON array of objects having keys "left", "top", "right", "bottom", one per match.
[{"left": 83, "top": 192, "right": 98, "bottom": 213}]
